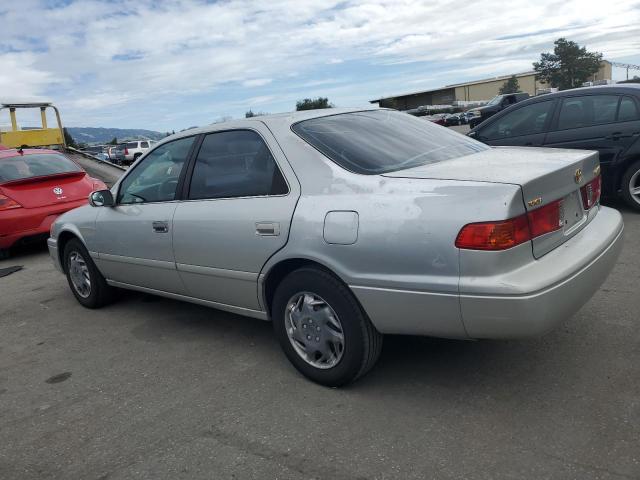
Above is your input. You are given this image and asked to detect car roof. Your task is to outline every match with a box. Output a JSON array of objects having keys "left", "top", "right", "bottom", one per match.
[
  {"left": 165, "top": 107, "right": 383, "bottom": 143},
  {"left": 510, "top": 84, "right": 640, "bottom": 108},
  {"left": 0, "top": 148, "right": 61, "bottom": 160}
]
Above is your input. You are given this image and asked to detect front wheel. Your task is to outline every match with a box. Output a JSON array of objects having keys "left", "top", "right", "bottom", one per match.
[
  {"left": 621, "top": 160, "right": 640, "bottom": 211},
  {"left": 63, "top": 238, "right": 114, "bottom": 308},
  {"left": 272, "top": 267, "right": 383, "bottom": 387}
]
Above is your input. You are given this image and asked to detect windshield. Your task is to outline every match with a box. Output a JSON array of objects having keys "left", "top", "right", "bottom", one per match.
[
  {"left": 0, "top": 153, "right": 82, "bottom": 182},
  {"left": 486, "top": 95, "right": 504, "bottom": 106},
  {"left": 291, "top": 110, "right": 489, "bottom": 175}
]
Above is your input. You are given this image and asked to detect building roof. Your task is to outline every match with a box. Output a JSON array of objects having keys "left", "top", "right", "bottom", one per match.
[{"left": 370, "top": 60, "right": 612, "bottom": 103}]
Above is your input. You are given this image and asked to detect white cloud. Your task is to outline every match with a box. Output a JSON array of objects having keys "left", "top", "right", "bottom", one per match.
[{"left": 1, "top": 0, "right": 638, "bottom": 129}]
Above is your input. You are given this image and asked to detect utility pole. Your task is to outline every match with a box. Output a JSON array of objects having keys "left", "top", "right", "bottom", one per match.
[{"left": 610, "top": 61, "right": 640, "bottom": 81}]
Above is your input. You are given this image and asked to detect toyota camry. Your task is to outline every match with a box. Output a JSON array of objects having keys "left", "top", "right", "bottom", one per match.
[{"left": 47, "top": 109, "right": 623, "bottom": 386}]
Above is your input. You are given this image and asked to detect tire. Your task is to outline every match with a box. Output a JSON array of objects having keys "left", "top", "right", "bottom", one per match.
[
  {"left": 272, "top": 267, "right": 383, "bottom": 387},
  {"left": 0, "top": 248, "right": 10, "bottom": 260},
  {"left": 133, "top": 153, "right": 142, "bottom": 163},
  {"left": 63, "top": 238, "right": 114, "bottom": 308},
  {"left": 621, "top": 160, "right": 640, "bottom": 211}
]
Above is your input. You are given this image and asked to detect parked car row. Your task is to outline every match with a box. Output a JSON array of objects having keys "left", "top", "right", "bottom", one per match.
[
  {"left": 81, "top": 140, "right": 154, "bottom": 166},
  {"left": 468, "top": 84, "right": 640, "bottom": 210},
  {"left": 47, "top": 108, "right": 623, "bottom": 387}
]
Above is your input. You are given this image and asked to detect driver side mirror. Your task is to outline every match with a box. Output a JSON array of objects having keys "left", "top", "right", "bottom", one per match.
[{"left": 89, "top": 189, "right": 114, "bottom": 207}]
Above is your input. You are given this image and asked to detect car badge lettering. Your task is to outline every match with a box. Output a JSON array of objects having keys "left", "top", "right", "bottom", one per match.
[
  {"left": 574, "top": 169, "right": 583, "bottom": 184},
  {"left": 53, "top": 187, "right": 63, "bottom": 195},
  {"left": 527, "top": 197, "right": 542, "bottom": 208}
]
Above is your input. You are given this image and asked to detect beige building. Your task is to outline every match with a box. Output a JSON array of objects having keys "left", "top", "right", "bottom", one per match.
[{"left": 370, "top": 61, "right": 612, "bottom": 110}]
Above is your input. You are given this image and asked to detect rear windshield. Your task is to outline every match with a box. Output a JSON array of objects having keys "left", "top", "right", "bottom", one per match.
[
  {"left": 292, "top": 110, "right": 489, "bottom": 174},
  {"left": 0, "top": 153, "right": 81, "bottom": 182}
]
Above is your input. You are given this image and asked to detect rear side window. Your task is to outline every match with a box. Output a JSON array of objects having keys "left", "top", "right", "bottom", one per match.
[
  {"left": 618, "top": 96, "right": 640, "bottom": 122},
  {"left": 557, "top": 95, "right": 618, "bottom": 130},
  {"left": 126, "top": 142, "right": 138, "bottom": 148},
  {"left": 292, "top": 110, "right": 488, "bottom": 175},
  {"left": 188, "top": 130, "right": 288, "bottom": 200},
  {"left": 480, "top": 100, "right": 554, "bottom": 140},
  {"left": 0, "top": 153, "right": 81, "bottom": 182}
]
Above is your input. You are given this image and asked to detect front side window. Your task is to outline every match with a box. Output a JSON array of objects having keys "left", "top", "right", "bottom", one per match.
[
  {"left": 118, "top": 136, "right": 194, "bottom": 204},
  {"left": 188, "top": 130, "right": 288, "bottom": 200},
  {"left": 292, "top": 110, "right": 488, "bottom": 175},
  {"left": 480, "top": 101, "right": 554, "bottom": 140},
  {"left": 618, "top": 96, "right": 640, "bottom": 122},
  {"left": 0, "top": 153, "right": 81, "bottom": 182}
]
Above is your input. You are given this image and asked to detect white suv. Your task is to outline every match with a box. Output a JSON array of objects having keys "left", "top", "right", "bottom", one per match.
[{"left": 123, "top": 140, "right": 153, "bottom": 165}]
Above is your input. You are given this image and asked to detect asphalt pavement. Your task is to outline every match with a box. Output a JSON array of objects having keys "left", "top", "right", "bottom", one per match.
[{"left": 0, "top": 155, "right": 638, "bottom": 479}]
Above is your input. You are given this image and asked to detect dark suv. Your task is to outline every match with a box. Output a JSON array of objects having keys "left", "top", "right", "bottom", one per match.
[
  {"left": 468, "top": 85, "right": 640, "bottom": 210},
  {"left": 467, "top": 92, "right": 530, "bottom": 128}
]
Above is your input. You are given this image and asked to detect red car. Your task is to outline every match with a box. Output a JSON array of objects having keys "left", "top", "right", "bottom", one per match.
[{"left": 0, "top": 148, "right": 106, "bottom": 259}]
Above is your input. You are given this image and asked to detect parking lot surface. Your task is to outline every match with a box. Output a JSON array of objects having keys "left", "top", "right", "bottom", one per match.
[{"left": 1, "top": 192, "right": 639, "bottom": 478}]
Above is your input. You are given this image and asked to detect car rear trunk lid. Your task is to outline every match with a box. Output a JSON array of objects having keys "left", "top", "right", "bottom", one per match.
[
  {"left": 0, "top": 172, "right": 91, "bottom": 209},
  {"left": 382, "top": 146, "right": 601, "bottom": 258}
]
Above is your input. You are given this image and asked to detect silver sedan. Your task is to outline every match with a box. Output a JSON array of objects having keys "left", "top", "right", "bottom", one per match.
[{"left": 48, "top": 108, "right": 624, "bottom": 386}]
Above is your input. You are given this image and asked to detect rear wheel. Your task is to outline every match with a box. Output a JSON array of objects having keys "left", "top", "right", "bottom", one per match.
[
  {"left": 63, "top": 238, "right": 114, "bottom": 308},
  {"left": 272, "top": 267, "right": 383, "bottom": 387},
  {"left": 621, "top": 160, "right": 640, "bottom": 211},
  {"left": 133, "top": 153, "right": 142, "bottom": 163}
]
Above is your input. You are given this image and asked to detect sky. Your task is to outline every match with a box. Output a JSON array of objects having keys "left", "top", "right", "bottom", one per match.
[{"left": 1, "top": 0, "right": 640, "bottom": 132}]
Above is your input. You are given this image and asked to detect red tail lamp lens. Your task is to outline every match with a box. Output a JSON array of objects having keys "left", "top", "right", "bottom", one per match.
[
  {"left": 456, "top": 200, "right": 563, "bottom": 251},
  {"left": 455, "top": 215, "right": 530, "bottom": 250},
  {"left": 527, "top": 199, "right": 563, "bottom": 238},
  {"left": 580, "top": 175, "right": 601, "bottom": 210},
  {"left": 0, "top": 193, "right": 22, "bottom": 211}
]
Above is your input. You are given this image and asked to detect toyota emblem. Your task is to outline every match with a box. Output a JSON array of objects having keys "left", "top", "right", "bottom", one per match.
[{"left": 53, "top": 187, "right": 63, "bottom": 195}]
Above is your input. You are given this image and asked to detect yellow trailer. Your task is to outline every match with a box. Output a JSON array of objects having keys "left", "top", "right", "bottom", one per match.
[{"left": 0, "top": 102, "right": 66, "bottom": 149}]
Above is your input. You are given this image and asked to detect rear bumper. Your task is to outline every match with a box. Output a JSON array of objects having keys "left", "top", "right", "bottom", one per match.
[
  {"left": 459, "top": 206, "right": 624, "bottom": 338},
  {"left": 0, "top": 200, "right": 86, "bottom": 249}
]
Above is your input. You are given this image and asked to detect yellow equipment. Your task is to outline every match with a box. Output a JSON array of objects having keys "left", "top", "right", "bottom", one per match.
[{"left": 0, "top": 102, "right": 66, "bottom": 149}]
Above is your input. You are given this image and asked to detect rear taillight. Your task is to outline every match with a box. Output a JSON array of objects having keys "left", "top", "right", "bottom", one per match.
[
  {"left": 0, "top": 193, "right": 22, "bottom": 211},
  {"left": 124, "top": 148, "right": 129, "bottom": 155},
  {"left": 580, "top": 174, "right": 601, "bottom": 210},
  {"left": 455, "top": 215, "right": 530, "bottom": 250},
  {"left": 527, "top": 199, "right": 563, "bottom": 238},
  {"left": 456, "top": 200, "right": 563, "bottom": 251}
]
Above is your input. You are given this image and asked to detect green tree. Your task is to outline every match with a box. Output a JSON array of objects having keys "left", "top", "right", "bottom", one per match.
[
  {"left": 63, "top": 128, "right": 77, "bottom": 148},
  {"left": 296, "top": 97, "right": 333, "bottom": 111},
  {"left": 108, "top": 137, "right": 118, "bottom": 145},
  {"left": 499, "top": 75, "right": 520, "bottom": 94},
  {"left": 246, "top": 109, "right": 256, "bottom": 118},
  {"left": 533, "top": 38, "right": 603, "bottom": 90}
]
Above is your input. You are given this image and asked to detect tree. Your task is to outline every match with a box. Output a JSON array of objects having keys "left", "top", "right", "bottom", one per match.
[
  {"left": 245, "top": 109, "right": 268, "bottom": 118},
  {"left": 533, "top": 38, "right": 603, "bottom": 90},
  {"left": 296, "top": 97, "right": 333, "bottom": 111},
  {"left": 63, "top": 128, "right": 77, "bottom": 148},
  {"left": 108, "top": 137, "right": 118, "bottom": 145},
  {"left": 499, "top": 75, "right": 520, "bottom": 94}
]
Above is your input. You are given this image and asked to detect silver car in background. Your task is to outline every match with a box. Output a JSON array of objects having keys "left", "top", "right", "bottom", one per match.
[{"left": 48, "top": 108, "right": 623, "bottom": 386}]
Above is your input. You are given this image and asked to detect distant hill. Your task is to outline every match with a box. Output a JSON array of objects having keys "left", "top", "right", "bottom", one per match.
[{"left": 66, "top": 127, "right": 166, "bottom": 145}]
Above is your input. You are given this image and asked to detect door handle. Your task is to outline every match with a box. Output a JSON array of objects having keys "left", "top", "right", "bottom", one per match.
[
  {"left": 255, "top": 222, "right": 280, "bottom": 236},
  {"left": 606, "top": 131, "right": 631, "bottom": 140},
  {"left": 152, "top": 221, "right": 169, "bottom": 233}
]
